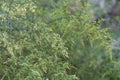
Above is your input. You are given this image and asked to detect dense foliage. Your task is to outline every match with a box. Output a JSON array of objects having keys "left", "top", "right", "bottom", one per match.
[{"left": 0, "top": 0, "right": 119, "bottom": 80}]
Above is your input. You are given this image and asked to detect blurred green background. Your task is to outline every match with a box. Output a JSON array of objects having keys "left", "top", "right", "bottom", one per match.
[{"left": 88, "top": 0, "right": 120, "bottom": 61}]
